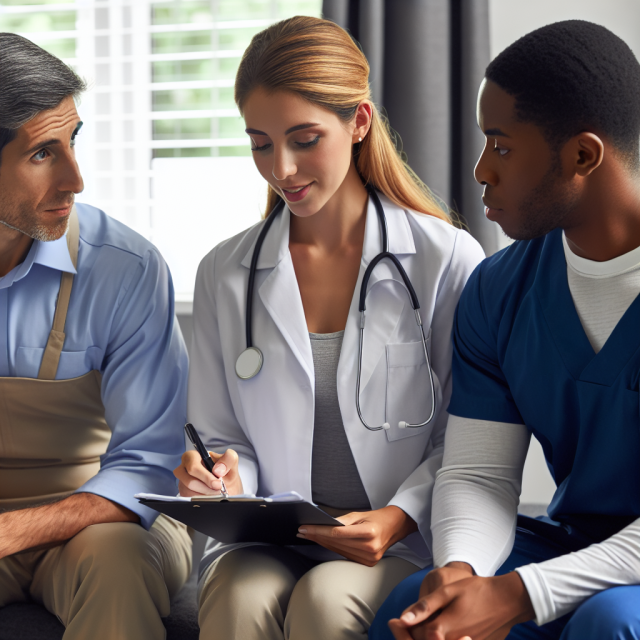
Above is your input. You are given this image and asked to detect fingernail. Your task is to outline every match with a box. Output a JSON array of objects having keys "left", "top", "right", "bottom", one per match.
[
  {"left": 214, "top": 463, "right": 227, "bottom": 475},
  {"left": 401, "top": 612, "right": 416, "bottom": 623},
  {"left": 296, "top": 534, "right": 306, "bottom": 538},
  {"left": 298, "top": 528, "right": 307, "bottom": 534}
]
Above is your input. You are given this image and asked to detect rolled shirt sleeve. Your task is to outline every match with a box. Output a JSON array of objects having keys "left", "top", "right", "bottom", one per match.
[{"left": 78, "top": 247, "right": 189, "bottom": 529}]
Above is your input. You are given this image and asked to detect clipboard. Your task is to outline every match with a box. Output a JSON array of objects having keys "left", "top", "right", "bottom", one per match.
[{"left": 137, "top": 496, "right": 343, "bottom": 545}]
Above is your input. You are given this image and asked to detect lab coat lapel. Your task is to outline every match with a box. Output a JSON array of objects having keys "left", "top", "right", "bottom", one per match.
[
  {"left": 245, "top": 206, "right": 315, "bottom": 384},
  {"left": 340, "top": 195, "right": 416, "bottom": 395}
]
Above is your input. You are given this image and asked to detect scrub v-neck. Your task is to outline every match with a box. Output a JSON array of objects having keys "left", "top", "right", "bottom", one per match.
[{"left": 535, "top": 230, "right": 640, "bottom": 386}]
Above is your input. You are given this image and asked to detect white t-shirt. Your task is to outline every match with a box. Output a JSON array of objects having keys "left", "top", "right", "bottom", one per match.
[{"left": 431, "top": 235, "right": 640, "bottom": 625}]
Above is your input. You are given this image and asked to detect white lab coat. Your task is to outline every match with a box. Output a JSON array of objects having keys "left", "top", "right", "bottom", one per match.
[{"left": 189, "top": 193, "right": 485, "bottom": 574}]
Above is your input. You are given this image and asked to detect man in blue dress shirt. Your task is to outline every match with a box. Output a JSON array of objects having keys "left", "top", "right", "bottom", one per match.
[{"left": 0, "top": 34, "right": 191, "bottom": 639}]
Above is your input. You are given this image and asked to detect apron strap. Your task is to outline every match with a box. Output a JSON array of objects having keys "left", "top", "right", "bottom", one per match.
[{"left": 38, "top": 207, "right": 80, "bottom": 380}]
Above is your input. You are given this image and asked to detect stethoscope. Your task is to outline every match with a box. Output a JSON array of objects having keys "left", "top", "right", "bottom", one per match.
[{"left": 235, "top": 187, "right": 436, "bottom": 431}]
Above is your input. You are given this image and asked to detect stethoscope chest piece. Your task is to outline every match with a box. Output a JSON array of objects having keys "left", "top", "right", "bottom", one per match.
[{"left": 235, "top": 347, "right": 263, "bottom": 380}]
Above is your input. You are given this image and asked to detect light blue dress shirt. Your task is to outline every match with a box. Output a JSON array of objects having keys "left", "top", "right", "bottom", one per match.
[{"left": 0, "top": 203, "right": 188, "bottom": 529}]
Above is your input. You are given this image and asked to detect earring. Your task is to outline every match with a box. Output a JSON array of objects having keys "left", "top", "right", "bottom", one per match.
[{"left": 359, "top": 137, "right": 363, "bottom": 142}]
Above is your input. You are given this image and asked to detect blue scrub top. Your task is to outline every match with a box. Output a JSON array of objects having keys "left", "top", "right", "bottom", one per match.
[{"left": 449, "top": 229, "right": 640, "bottom": 542}]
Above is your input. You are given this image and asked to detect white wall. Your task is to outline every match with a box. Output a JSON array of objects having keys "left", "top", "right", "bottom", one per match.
[
  {"left": 489, "top": 0, "right": 640, "bottom": 59},
  {"left": 520, "top": 437, "right": 557, "bottom": 507}
]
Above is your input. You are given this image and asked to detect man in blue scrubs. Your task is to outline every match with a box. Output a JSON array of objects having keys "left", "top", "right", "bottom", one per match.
[
  {"left": 0, "top": 34, "right": 191, "bottom": 638},
  {"left": 372, "top": 20, "right": 640, "bottom": 640}
]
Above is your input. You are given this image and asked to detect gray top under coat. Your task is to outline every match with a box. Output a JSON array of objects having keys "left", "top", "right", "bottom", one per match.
[{"left": 309, "top": 330, "right": 371, "bottom": 511}]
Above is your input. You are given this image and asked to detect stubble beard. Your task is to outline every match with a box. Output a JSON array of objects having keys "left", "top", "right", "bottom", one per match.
[
  {"left": 0, "top": 194, "right": 72, "bottom": 242},
  {"left": 508, "top": 159, "right": 581, "bottom": 242}
]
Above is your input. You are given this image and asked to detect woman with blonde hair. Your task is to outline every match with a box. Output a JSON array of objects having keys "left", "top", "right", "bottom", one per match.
[{"left": 175, "top": 15, "right": 484, "bottom": 639}]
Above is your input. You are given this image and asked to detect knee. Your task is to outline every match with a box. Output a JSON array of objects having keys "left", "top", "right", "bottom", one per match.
[
  {"left": 288, "top": 561, "right": 348, "bottom": 614},
  {"left": 200, "top": 547, "right": 295, "bottom": 615},
  {"left": 285, "top": 561, "right": 362, "bottom": 637},
  {"left": 64, "top": 522, "right": 157, "bottom": 579},
  {"left": 561, "top": 587, "right": 640, "bottom": 640}
]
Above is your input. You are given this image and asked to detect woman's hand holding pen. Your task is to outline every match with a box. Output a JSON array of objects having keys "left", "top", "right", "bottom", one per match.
[
  {"left": 297, "top": 506, "right": 418, "bottom": 567},
  {"left": 174, "top": 449, "right": 244, "bottom": 497}
]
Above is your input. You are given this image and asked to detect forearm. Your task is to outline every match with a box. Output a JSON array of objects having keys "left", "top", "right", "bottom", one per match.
[
  {"left": 432, "top": 415, "right": 530, "bottom": 576},
  {"left": 516, "top": 517, "right": 640, "bottom": 625},
  {"left": 0, "top": 492, "right": 138, "bottom": 558}
]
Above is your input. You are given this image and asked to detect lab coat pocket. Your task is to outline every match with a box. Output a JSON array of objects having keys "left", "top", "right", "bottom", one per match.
[
  {"left": 384, "top": 340, "right": 434, "bottom": 442},
  {"left": 16, "top": 347, "right": 98, "bottom": 380}
]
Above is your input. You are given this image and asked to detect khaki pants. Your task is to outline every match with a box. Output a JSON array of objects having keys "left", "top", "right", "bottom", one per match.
[
  {"left": 0, "top": 514, "right": 192, "bottom": 640},
  {"left": 198, "top": 545, "right": 417, "bottom": 640}
]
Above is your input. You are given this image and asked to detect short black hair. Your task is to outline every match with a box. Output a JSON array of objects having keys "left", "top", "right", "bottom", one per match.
[
  {"left": 486, "top": 20, "right": 640, "bottom": 167},
  {"left": 0, "top": 33, "right": 85, "bottom": 162}
]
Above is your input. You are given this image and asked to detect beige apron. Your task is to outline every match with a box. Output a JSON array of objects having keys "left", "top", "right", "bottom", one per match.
[{"left": 0, "top": 208, "right": 111, "bottom": 511}]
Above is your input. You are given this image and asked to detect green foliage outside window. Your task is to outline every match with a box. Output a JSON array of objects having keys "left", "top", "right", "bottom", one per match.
[
  {"left": 153, "top": 147, "right": 213, "bottom": 158},
  {"left": 152, "top": 31, "right": 212, "bottom": 54},
  {"left": 218, "top": 116, "right": 245, "bottom": 138},
  {"left": 153, "top": 88, "right": 215, "bottom": 111},
  {"left": 152, "top": 88, "right": 236, "bottom": 112},
  {"left": 152, "top": 115, "right": 245, "bottom": 140},
  {"left": 39, "top": 37, "right": 75, "bottom": 58},
  {"left": 151, "top": 1, "right": 215, "bottom": 26},
  {"left": 152, "top": 145, "right": 248, "bottom": 158},
  {"left": 0, "top": 11, "right": 75, "bottom": 33},
  {"left": 152, "top": 57, "right": 240, "bottom": 83},
  {"left": 153, "top": 118, "right": 212, "bottom": 140}
]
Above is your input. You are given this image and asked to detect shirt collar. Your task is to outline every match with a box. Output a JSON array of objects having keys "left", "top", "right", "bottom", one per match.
[
  {"left": 562, "top": 231, "right": 640, "bottom": 278},
  {"left": 0, "top": 231, "right": 76, "bottom": 290}
]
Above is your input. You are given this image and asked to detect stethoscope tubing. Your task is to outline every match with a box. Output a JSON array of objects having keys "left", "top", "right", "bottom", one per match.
[
  {"left": 245, "top": 199, "right": 285, "bottom": 348},
  {"left": 358, "top": 251, "right": 421, "bottom": 312},
  {"left": 355, "top": 305, "right": 436, "bottom": 431},
  {"left": 238, "top": 186, "right": 436, "bottom": 431}
]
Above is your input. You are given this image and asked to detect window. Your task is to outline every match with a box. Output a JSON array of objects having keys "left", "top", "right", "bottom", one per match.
[{"left": 0, "top": 0, "right": 322, "bottom": 309}]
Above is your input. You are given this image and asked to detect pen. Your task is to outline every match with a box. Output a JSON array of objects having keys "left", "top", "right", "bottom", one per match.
[{"left": 184, "top": 423, "right": 229, "bottom": 499}]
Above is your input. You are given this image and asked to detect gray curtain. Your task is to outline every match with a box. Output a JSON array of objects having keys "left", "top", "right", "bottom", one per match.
[{"left": 322, "top": 0, "right": 499, "bottom": 255}]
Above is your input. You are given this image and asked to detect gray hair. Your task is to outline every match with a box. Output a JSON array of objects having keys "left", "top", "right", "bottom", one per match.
[{"left": 0, "top": 33, "right": 86, "bottom": 160}]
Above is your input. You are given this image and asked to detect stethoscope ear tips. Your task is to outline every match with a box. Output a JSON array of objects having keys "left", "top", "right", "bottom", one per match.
[{"left": 380, "top": 422, "right": 409, "bottom": 430}]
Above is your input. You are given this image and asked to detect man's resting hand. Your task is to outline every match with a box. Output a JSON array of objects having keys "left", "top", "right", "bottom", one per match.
[{"left": 388, "top": 564, "right": 535, "bottom": 640}]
